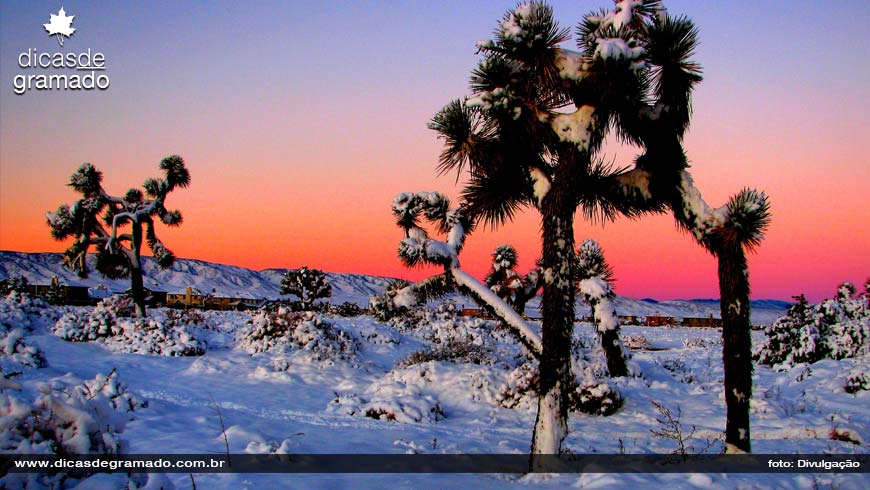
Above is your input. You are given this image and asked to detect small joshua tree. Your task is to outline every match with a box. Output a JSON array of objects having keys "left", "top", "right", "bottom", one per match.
[
  {"left": 280, "top": 266, "right": 332, "bottom": 310},
  {"left": 484, "top": 244, "right": 541, "bottom": 315},
  {"left": 46, "top": 156, "right": 190, "bottom": 317},
  {"left": 575, "top": 240, "right": 627, "bottom": 377}
]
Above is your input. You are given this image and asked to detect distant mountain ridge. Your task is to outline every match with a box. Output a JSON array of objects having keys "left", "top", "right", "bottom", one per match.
[
  {"left": 0, "top": 251, "right": 394, "bottom": 307},
  {"left": 0, "top": 251, "right": 789, "bottom": 324}
]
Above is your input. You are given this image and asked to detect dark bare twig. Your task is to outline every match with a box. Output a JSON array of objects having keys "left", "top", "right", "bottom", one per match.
[{"left": 208, "top": 393, "right": 231, "bottom": 468}]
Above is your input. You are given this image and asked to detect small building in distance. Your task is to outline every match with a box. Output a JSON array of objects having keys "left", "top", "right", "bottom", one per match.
[
  {"left": 619, "top": 314, "right": 642, "bottom": 325},
  {"left": 682, "top": 316, "right": 723, "bottom": 328},
  {"left": 167, "top": 286, "right": 265, "bottom": 310},
  {"left": 645, "top": 315, "right": 676, "bottom": 327}
]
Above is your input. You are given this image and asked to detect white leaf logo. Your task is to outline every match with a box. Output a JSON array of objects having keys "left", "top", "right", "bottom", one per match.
[{"left": 44, "top": 7, "right": 76, "bottom": 47}]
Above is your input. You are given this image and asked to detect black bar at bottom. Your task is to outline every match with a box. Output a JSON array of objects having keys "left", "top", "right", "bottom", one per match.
[{"left": 1, "top": 454, "right": 867, "bottom": 474}]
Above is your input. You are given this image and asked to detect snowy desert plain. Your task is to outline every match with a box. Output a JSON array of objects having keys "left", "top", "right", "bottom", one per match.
[{"left": 0, "top": 251, "right": 868, "bottom": 489}]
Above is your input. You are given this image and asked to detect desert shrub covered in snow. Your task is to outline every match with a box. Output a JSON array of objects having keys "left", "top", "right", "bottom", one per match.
[
  {"left": 376, "top": 302, "right": 439, "bottom": 333},
  {"left": 495, "top": 363, "right": 539, "bottom": 409},
  {"left": 570, "top": 381, "right": 623, "bottom": 416},
  {"left": 164, "top": 307, "right": 207, "bottom": 326},
  {"left": 405, "top": 303, "right": 490, "bottom": 344},
  {"left": 1, "top": 290, "right": 56, "bottom": 330},
  {"left": 54, "top": 295, "right": 134, "bottom": 342},
  {"left": 0, "top": 275, "right": 30, "bottom": 295},
  {"left": 0, "top": 327, "right": 45, "bottom": 371},
  {"left": 0, "top": 370, "right": 150, "bottom": 488},
  {"left": 0, "top": 370, "right": 143, "bottom": 455},
  {"left": 844, "top": 368, "right": 869, "bottom": 394},
  {"left": 350, "top": 321, "right": 401, "bottom": 346},
  {"left": 398, "top": 341, "right": 494, "bottom": 367},
  {"left": 495, "top": 363, "right": 622, "bottom": 416},
  {"left": 97, "top": 294, "right": 136, "bottom": 318},
  {"left": 683, "top": 337, "right": 719, "bottom": 349},
  {"left": 0, "top": 291, "right": 50, "bottom": 370},
  {"left": 755, "top": 282, "right": 869, "bottom": 369},
  {"left": 330, "top": 301, "right": 364, "bottom": 317},
  {"left": 53, "top": 296, "right": 205, "bottom": 356},
  {"left": 623, "top": 334, "right": 651, "bottom": 350},
  {"left": 388, "top": 302, "right": 488, "bottom": 342},
  {"left": 239, "top": 308, "right": 358, "bottom": 364},
  {"left": 327, "top": 371, "right": 446, "bottom": 424},
  {"left": 392, "top": 303, "right": 507, "bottom": 367},
  {"left": 660, "top": 358, "right": 698, "bottom": 384},
  {"left": 368, "top": 294, "right": 398, "bottom": 322}
]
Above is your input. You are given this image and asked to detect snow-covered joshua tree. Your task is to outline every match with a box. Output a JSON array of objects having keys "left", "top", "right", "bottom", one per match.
[
  {"left": 575, "top": 239, "right": 627, "bottom": 377},
  {"left": 484, "top": 244, "right": 541, "bottom": 315},
  {"left": 46, "top": 156, "right": 190, "bottom": 317},
  {"left": 280, "top": 266, "right": 332, "bottom": 310},
  {"left": 428, "top": 1, "right": 769, "bottom": 455}
]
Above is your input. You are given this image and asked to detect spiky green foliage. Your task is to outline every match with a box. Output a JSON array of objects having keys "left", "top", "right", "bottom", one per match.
[
  {"left": 643, "top": 16, "right": 702, "bottom": 136},
  {"left": 68, "top": 163, "right": 103, "bottom": 197},
  {"left": 430, "top": 0, "right": 696, "bottom": 228},
  {"left": 401, "top": 273, "right": 456, "bottom": 306},
  {"left": 721, "top": 189, "right": 772, "bottom": 251}
]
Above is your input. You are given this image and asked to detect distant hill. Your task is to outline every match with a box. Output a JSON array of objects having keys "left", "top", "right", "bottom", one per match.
[
  {"left": 0, "top": 251, "right": 789, "bottom": 324},
  {"left": 0, "top": 251, "right": 394, "bottom": 307}
]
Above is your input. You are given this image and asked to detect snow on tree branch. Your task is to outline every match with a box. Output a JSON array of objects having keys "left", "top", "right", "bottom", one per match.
[
  {"left": 389, "top": 192, "right": 543, "bottom": 357},
  {"left": 612, "top": 167, "right": 770, "bottom": 253}
]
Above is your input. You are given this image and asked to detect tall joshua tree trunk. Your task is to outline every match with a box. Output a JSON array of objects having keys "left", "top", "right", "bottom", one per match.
[
  {"left": 130, "top": 222, "right": 147, "bottom": 317},
  {"left": 532, "top": 197, "right": 576, "bottom": 459},
  {"left": 718, "top": 243, "right": 752, "bottom": 452}
]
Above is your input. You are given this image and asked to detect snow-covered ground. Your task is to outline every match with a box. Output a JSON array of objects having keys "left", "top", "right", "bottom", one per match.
[{"left": 1, "top": 292, "right": 866, "bottom": 490}]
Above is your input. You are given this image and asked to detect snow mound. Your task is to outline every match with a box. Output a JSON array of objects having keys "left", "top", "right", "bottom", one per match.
[
  {"left": 327, "top": 368, "right": 446, "bottom": 424},
  {"left": 0, "top": 370, "right": 145, "bottom": 488}
]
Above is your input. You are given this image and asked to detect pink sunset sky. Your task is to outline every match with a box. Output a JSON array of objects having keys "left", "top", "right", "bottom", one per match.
[{"left": 1, "top": 1, "right": 868, "bottom": 302}]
